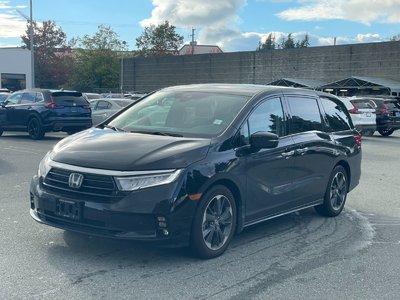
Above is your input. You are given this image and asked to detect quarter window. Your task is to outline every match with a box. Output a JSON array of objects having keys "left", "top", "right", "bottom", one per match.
[
  {"left": 320, "top": 97, "right": 351, "bottom": 131},
  {"left": 287, "top": 97, "right": 323, "bottom": 134}
]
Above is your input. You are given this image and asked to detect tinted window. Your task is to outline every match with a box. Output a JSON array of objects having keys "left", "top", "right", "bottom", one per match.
[
  {"left": 320, "top": 97, "right": 351, "bottom": 131},
  {"left": 237, "top": 97, "right": 286, "bottom": 146},
  {"left": 287, "top": 97, "right": 323, "bottom": 134},
  {"left": 52, "top": 92, "right": 88, "bottom": 106}
]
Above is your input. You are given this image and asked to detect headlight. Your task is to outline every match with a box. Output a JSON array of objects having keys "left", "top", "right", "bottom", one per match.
[
  {"left": 115, "top": 169, "right": 183, "bottom": 191},
  {"left": 38, "top": 152, "right": 52, "bottom": 178}
]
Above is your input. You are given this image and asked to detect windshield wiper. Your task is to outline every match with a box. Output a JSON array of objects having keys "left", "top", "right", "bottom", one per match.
[
  {"left": 130, "top": 130, "right": 183, "bottom": 137},
  {"left": 103, "top": 124, "right": 125, "bottom": 132}
]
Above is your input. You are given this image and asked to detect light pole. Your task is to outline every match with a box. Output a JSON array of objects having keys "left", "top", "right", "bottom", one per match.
[
  {"left": 120, "top": 41, "right": 127, "bottom": 94},
  {"left": 17, "top": 0, "right": 34, "bottom": 88},
  {"left": 29, "top": 0, "right": 34, "bottom": 88}
]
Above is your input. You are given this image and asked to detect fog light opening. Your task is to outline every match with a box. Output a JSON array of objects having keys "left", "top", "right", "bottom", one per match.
[
  {"left": 30, "top": 194, "right": 35, "bottom": 209},
  {"left": 162, "top": 229, "right": 169, "bottom": 236}
]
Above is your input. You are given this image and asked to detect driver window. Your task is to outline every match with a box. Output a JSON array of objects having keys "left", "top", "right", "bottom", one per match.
[{"left": 236, "top": 98, "right": 285, "bottom": 146}]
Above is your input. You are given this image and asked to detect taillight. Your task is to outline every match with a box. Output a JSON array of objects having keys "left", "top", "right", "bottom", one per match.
[
  {"left": 45, "top": 96, "right": 64, "bottom": 108},
  {"left": 349, "top": 103, "right": 362, "bottom": 114},
  {"left": 379, "top": 104, "right": 389, "bottom": 115},
  {"left": 354, "top": 134, "right": 362, "bottom": 146}
]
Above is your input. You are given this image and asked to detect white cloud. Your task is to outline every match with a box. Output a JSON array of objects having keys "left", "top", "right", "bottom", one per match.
[
  {"left": 277, "top": 0, "right": 400, "bottom": 25},
  {"left": 0, "top": 13, "right": 26, "bottom": 38},
  {"left": 0, "top": 1, "right": 28, "bottom": 39},
  {"left": 140, "top": 0, "right": 246, "bottom": 28}
]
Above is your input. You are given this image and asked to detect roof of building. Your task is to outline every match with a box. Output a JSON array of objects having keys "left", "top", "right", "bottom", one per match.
[
  {"left": 320, "top": 76, "right": 400, "bottom": 93},
  {"left": 178, "top": 44, "right": 223, "bottom": 55},
  {"left": 266, "top": 78, "right": 326, "bottom": 89}
]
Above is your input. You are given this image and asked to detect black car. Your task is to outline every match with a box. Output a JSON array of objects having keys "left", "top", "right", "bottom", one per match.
[
  {"left": 0, "top": 89, "right": 92, "bottom": 139},
  {"left": 30, "top": 84, "right": 361, "bottom": 258},
  {"left": 366, "top": 98, "right": 400, "bottom": 136}
]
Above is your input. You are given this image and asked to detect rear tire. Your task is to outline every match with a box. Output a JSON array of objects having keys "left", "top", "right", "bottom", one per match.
[
  {"left": 315, "top": 165, "right": 348, "bottom": 217},
  {"left": 378, "top": 128, "right": 395, "bottom": 136},
  {"left": 190, "top": 185, "right": 237, "bottom": 259},
  {"left": 28, "top": 117, "right": 45, "bottom": 140}
]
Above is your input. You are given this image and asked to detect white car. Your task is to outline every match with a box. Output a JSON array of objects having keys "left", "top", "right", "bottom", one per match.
[{"left": 339, "top": 97, "right": 376, "bottom": 136}]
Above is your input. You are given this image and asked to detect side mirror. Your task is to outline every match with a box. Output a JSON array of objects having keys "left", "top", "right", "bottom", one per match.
[{"left": 250, "top": 131, "right": 279, "bottom": 149}]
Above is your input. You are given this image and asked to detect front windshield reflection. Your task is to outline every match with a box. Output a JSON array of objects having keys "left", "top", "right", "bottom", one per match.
[{"left": 108, "top": 91, "right": 249, "bottom": 138}]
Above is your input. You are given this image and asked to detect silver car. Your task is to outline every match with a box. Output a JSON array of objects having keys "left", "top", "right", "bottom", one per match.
[{"left": 90, "top": 98, "right": 134, "bottom": 125}]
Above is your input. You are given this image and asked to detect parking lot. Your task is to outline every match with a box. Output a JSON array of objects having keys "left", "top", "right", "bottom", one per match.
[{"left": 1, "top": 131, "right": 400, "bottom": 299}]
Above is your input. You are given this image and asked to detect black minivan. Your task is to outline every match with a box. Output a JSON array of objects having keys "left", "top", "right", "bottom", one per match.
[{"left": 30, "top": 84, "right": 361, "bottom": 258}]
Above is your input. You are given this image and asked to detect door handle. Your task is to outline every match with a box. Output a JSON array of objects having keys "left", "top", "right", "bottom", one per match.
[
  {"left": 281, "top": 150, "right": 295, "bottom": 158},
  {"left": 296, "top": 147, "right": 309, "bottom": 155}
]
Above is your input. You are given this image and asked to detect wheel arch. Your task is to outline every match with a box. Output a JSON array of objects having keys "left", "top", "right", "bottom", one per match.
[
  {"left": 334, "top": 160, "right": 351, "bottom": 190},
  {"left": 198, "top": 178, "right": 245, "bottom": 234}
]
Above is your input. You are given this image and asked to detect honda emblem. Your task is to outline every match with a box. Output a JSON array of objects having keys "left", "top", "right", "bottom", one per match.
[{"left": 68, "top": 173, "right": 84, "bottom": 189}]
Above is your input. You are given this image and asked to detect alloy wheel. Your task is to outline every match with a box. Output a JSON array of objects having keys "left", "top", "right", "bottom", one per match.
[
  {"left": 201, "top": 194, "right": 233, "bottom": 250},
  {"left": 330, "top": 172, "right": 347, "bottom": 210}
]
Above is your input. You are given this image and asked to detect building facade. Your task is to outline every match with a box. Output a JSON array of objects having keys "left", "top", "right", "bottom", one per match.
[{"left": 0, "top": 47, "right": 32, "bottom": 91}]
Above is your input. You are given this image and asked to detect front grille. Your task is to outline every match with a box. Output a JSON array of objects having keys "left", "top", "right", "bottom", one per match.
[{"left": 43, "top": 167, "right": 122, "bottom": 202}]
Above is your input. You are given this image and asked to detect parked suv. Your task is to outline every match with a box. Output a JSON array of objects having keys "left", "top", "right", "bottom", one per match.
[
  {"left": 366, "top": 97, "right": 400, "bottom": 136},
  {"left": 30, "top": 84, "right": 361, "bottom": 258},
  {"left": 0, "top": 89, "right": 92, "bottom": 139}
]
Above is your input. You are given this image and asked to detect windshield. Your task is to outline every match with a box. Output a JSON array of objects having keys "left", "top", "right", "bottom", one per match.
[{"left": 108, "top": 90, "right": 250, "bottom": 138}]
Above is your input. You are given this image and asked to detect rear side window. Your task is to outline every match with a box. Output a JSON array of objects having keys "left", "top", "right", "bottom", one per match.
[
  {"left": 287, "top": 97, "right": 324, "bottom": 134},
  {"left": 21, "top": 92, "right": 37, "bottom": 103},
  {"left": 51, "top": 92, "right": 88, "bottom": 106},
  {"left": 351, "top": 100, "right": 373, "bottom": 109},
  {"left": 320, "top": 97, "right": 352, "bottom": 132},
  {"left": 385, "top": 101, "right": 400, "bottom": 109},
  {"left": 96, "top": 100, "right": 112, "bottom": 110}
]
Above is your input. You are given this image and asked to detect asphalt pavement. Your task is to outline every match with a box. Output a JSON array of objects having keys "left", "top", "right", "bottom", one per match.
[{"left": 0, "top": 131, "right": 399, "bottom": 299}]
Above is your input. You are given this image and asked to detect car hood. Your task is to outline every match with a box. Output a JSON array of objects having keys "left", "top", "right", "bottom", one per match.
[{"left": 50, "top": 128, "right": 211, "bottom": 171}]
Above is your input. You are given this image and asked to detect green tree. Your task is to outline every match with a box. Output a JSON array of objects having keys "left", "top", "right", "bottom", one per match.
[
  {"left": 297, "top": 34, "right": 310, "bottom": 48},
  {"left": 68, "top": 25, "right": 126, "bottom": 92},
  {"left": 136, "top": 21, "right": 184, "bottom": 56},
  {"left": 390, "top": 34, "right": 400, "bottom": 41},
  {"left": 21, "top": 20, "right": 72, "bottom": 88},
  {"left": 257, "top": 33, "right": 276, "bottom": 51},
  {"left": 280, "top": 33, "right": 296, "bottom": 49}
]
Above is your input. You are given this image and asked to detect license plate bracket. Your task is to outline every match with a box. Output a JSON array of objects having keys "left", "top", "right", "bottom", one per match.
[{"left": 55, "top": 199, "right": 81, "bottom": 220}]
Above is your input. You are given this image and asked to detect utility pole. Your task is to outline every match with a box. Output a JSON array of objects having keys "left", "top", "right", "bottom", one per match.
[
  {"left": 29, "top": 0, "right": 34, "bottom": 88},
  {"left": 17, "top": 1, "right": 35, "bottom": 88},
  {"left": 120, "top": 41, "right": 127, "bottom": 94},
  {"left": 190, "top": 28, "right": 196, "bottom": 55}
]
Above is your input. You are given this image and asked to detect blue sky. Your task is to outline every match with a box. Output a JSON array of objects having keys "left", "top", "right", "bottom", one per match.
[{"left": 1, "top": 0, "right": 400, "bottom": 52}]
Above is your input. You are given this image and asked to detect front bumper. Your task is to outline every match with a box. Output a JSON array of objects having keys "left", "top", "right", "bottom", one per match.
[{"left": 29, "top": 175, "right": 195, "bottom": 245}]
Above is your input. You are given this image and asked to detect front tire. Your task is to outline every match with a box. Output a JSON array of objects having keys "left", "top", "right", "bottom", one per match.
[
  {"left": 190, "top": 185, "right": 237, "bottom": 259},
  {"left": 315, "top": 165, "right": 348, "bottom": 217},
  {"left": 28, "top": 117, "right": 45, "bottom": 140},
  {"left": 378, "top": 128, "right": 394, "bottom": 136}
]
